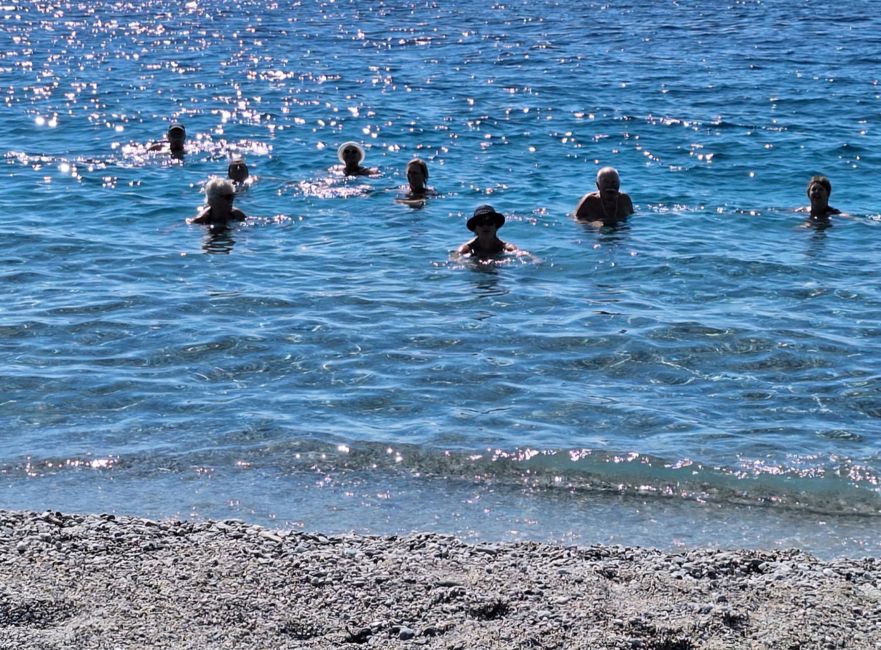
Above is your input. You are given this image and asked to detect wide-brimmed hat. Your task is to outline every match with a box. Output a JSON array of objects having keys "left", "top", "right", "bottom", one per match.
[
  {"left": 337, "top": 141, "right": 365, "bottom": 163},
  {"left": 467, "top": 204, "right": 505, "bottom": 231}
]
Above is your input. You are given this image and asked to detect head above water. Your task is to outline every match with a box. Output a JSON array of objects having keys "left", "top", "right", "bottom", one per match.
[
  {"left": 596, "top": 166, "right": 621, "bottom": 192},
  {"left": 467, "top": 204, "right": 505, "bottom": 232},
  {"left": 337, "top": 141, "right": 365, "bottom": 165},
  {"left": 228, "top": 157, "right": 249, "bottom": 183},
  {"left": 406, "top": 158, "right": 428, "bottom": 190},
  {"left": 807, "top": 175, "right": 831, "bottom": 201},
  {"left": 204, "top": 177, "right": 236, "bottom": 203},
  {"left": 167, "top": 122, "right": 186, "bottom": 140}
]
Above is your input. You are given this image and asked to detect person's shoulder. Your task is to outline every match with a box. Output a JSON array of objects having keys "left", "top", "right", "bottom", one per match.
[
  {"left": 232, "top": 208, "right": 247, "bottom": 221},
  {"left": 503, "top": 240, "right": 518, "bottom": 252},
  {"left": 188, "top": 207, "right": 210, "bottom": 224},
  {"left": 620, "top": 192, "right": 634, "bottom": 215},
  {"left": 574, "top": 191, "right": 601, "bottom": 219}
]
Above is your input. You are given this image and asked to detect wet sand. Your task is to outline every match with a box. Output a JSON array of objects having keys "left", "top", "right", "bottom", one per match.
[{"left": 1, "top": 510, "right": 879, "bottom": 649}]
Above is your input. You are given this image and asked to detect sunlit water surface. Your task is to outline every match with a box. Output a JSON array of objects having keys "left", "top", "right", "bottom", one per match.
[{"left": 2, "top": 0, "right": 881, "bottom": 558}]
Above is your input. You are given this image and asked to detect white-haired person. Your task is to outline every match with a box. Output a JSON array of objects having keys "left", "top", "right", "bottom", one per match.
[
  {"left": 188, "top": 178, "right": 247, "bottom": 226},
  {"left": 575, "top": 166, "right": 634, "bottom": 226}
]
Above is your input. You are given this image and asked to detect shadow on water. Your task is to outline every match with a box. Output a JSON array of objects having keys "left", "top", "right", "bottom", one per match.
[
  {"left": 466, "top": 262, "right": 512, "bottom": 300},
  {"left": 574, "top": 218, "right": 632, "bottom": 243},
  {"left": 596, "top": 220, "right": 632, "bottom": 243},
  {"left": 803, "top": 218, "right": 831, "bottom": 260},
  {"left": 202, "top": 226, "right": 236, "bottom": 254}
]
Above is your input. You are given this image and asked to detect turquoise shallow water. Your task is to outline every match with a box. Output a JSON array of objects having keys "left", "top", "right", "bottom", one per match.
[{"left": 2, "top": 0, "right": 881, "bottom": 557}]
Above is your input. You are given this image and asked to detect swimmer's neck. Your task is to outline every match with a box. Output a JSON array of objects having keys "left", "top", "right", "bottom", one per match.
[
  {"left": 599, "top": 194, "right": 618, "bottom": 218},
  {"left": 809, "top": 199, "right": 831, "bottom": 219}
]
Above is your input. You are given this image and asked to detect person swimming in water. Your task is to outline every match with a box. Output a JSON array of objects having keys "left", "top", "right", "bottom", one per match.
[
  {"left": 337, "top": 141, "right": 377, "bottom": 176},
  {"left": 405, "top": 158, "right": 435, "bottom": 197},
  {"left": 227, "top": 156, "right": 250, "bottom": 187},
  {"left": 574, "top": 166, "right": 634, "bottom": 226},
  {"left": 801, "top": 175, "right": 840, "bottom": 221},
  {"left": 149, "top": 122, "right": 187, "bottom": 158},
  {"left": 458, "top": 204, "right": 518, "bottom": 259},
  {"left": 188, "top": 178, "right": 247, "bottom": 227},
  {"left": 397, "top": 158, "right": 437, "bottom": 206}
]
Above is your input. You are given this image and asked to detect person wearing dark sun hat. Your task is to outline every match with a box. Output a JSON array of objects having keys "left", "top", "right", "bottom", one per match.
[{"left": 458, "top": 204, "right": 518, "bottom": 259}]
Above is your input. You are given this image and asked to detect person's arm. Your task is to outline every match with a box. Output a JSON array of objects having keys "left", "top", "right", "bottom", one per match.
[{"left": 187, "top": 207, "right": 211, "bottom": 224}]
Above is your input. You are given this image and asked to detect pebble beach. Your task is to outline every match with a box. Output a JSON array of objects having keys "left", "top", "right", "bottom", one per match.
[{"left": 1, "top": 510, "right": 879, "bottom": 649}]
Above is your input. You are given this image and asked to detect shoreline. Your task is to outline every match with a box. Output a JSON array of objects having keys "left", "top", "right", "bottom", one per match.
[{"left": 1, "top": 509, "right": 879, "bottom": 649}]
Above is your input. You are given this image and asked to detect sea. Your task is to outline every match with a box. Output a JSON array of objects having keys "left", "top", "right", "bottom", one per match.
[{"left": 2, "top": 0, "right": 881, "bottom": 559}]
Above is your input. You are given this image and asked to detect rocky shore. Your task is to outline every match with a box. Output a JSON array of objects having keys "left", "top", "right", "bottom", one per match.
[{"left": 1, "top": 509, "right": 879, "bottom": 649}]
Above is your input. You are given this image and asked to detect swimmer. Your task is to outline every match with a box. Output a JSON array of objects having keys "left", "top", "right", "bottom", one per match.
[
  {"left": 397, "top": 158, "right": 437, "bottom": 206},
  {"left": 149, "top": 122, "right": 187, "bottom": 157},
  {"left": 574, "top": 166, "right": 634, "bottom": 226},
  {"left": 337, "top": 141, "right": 377, "bottom": 176},
  {"left": 458, "top": 204, "right": 518, "bottom": 259},
  {"left": 227, "top": 156, "right": 251, "bottom": 186},
  {"left": 405, "top": 158, "right": 436, "bottom": 197},
  {"left": 800, "top": 175, "right": 840, "bottom": 221},
  {"left": 188, "top": 178, "right": 247, "bottom": 226}
]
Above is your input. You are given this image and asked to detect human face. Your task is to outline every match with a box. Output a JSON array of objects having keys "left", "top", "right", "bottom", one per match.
[
  {"left": 808, "top": 181, "right": 829, "bottom": 204},
  {"left": 597, "top": 173, "right": 620, "bottom": 198},
  {"left": 473, "top": 216, "right": 497, "bottom": 234},
  {"left": 342, "top": 147, "right": 361, "bottom": 164}
]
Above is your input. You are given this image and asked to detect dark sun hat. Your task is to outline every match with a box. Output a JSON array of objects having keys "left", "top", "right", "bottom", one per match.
[{"left": 467, "top": 204, "right": 505, "bottom": 232}]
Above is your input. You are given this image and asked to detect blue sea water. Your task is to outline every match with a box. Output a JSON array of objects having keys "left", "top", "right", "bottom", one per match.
[{"left": 2, "top": 0, "right": 881, "bottom": 558}]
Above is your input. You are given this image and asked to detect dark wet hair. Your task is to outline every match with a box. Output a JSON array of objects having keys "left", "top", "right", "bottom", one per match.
[
  {"left": 407, "top": 158, "right": 428, "bottom": 180},
  {"left": 807, "top": 175, "right": 831, "bottom": 197}
]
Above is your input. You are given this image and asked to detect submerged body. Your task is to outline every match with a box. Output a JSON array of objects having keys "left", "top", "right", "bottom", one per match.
[
  {"left": 799, "top": 175, "right": 841, "bottom": 222},
  {"left": 575, "top": 167, "right": 634, "bottom": 226},
  {"left": 338, "top": 142, "right": 378, "bottom": 177},
  {"left": 458, "top": 204, "right": 518, "bottom": 259},
  {"left": 148, "top": 123, "right": 187, "bottom": 158}
]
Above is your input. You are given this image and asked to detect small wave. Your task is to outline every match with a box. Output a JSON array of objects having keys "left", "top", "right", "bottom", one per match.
[{"left": 8, "top": 442, "right": 879, "bottom": 518}]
